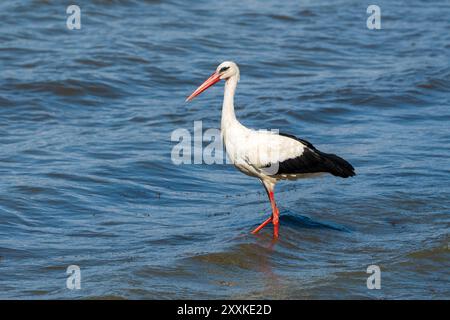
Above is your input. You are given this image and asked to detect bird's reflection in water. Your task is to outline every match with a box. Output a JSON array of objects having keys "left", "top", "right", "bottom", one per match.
[
  {"left": 252, "top": 233, "right": 282, "bottom": 293},
  {"left": 240, "top": 209, "right": 350, "bottom": 297},
  {"left": 183, "top": 210, "right": 350, "bottom": 298}
]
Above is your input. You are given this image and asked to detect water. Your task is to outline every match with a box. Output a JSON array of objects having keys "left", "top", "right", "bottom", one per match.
[{"left": 0, "top": 0, "right": 449, "bottom": 299}]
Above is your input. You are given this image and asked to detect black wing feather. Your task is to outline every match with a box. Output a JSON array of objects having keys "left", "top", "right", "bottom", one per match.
[{"left": 275, "top": 133, "right": 355, "bottom": 178}]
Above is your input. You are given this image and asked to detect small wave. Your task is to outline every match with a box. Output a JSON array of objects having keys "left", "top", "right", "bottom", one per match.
[
  {"left": 0, "top": 97, "right": 14, "bottom": 107},
  {"left": 74, "top": 58, "right": 113, "bottom": 68},
  {"left": 7, "top": 79, "right": 123, "bottom": 98},
  {"left": 298, "top": 9, "right": 317, "bottom": 17},
  {"left": 417, "top": 78, "right": 450, "bottom": 92},
  {"left": 406, "top": 243, "right": 449, "bottom": 260},
  {"left": 268, "top": 14, "right": 299, "bottom": 22}
]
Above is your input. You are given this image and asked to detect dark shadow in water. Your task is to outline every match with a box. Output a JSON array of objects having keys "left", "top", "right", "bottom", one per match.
[{"left": 279, "top": 209, "right": 351, "bottom": 233}]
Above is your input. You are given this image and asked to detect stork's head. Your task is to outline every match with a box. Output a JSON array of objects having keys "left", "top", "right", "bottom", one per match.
[
  {"left": 216, "top": 61, "right": 240, "bottom": 81},
  {"left": 186, "top": 61, "right": 240, "bottom": 102}
]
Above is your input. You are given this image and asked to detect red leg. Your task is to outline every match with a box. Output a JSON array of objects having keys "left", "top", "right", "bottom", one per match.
[
  {"left": 269, "top": 191, "right": 279, "bottom": 239},
  {"left": 251, "top": 215, "right": 272, "bottom": 234},
  {"left": 251, "top": 190, "right": 280, "bottom": 239},
  {"left": 272, "top": 206, "right": 279, "bottom": 239}
]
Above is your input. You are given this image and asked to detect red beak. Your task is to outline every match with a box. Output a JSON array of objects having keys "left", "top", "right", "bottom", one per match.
[{"left": 186, "top": 72, "right": 221, "bottom": 102}]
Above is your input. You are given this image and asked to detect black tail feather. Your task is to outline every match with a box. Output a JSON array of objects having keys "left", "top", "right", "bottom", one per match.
[
  {"left": 277, "top": 132, "right": 356, "bottom": 178},
  {"left": 317, "top": 151, "right": 355, "bottom": 178}
]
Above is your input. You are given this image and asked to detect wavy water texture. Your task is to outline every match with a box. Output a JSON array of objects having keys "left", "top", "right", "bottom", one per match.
[{"left": 0, "top": 0, "right": 449, "bottom": 299}]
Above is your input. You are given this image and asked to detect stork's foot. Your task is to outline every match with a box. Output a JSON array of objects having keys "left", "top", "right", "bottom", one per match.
[{"left": 251, "top": 212, "right": 279, "bottom": 239}]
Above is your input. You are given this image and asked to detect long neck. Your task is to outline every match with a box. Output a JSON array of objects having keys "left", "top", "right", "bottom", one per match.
[{"left": 221, "top": 76, "right": 238, "bottom": 129}]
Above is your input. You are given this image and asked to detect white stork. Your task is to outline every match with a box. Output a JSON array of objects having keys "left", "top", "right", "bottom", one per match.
[{"left": 186, "top": 61, "right": 355, "bottom": 239}]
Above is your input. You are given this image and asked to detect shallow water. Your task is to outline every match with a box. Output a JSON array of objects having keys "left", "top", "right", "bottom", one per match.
[{"left": 0, "top": 0, "right": 449, "bottom": 299}]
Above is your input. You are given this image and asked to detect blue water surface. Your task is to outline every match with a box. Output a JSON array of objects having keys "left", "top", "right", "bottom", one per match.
[{"left": 0, "top": 0, "right": 449, "bottom": 299}]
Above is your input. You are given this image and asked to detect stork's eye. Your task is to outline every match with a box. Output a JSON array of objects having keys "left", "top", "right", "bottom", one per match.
[{"left": 219, "top": 66, "right": 230, "bottom": 73}]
